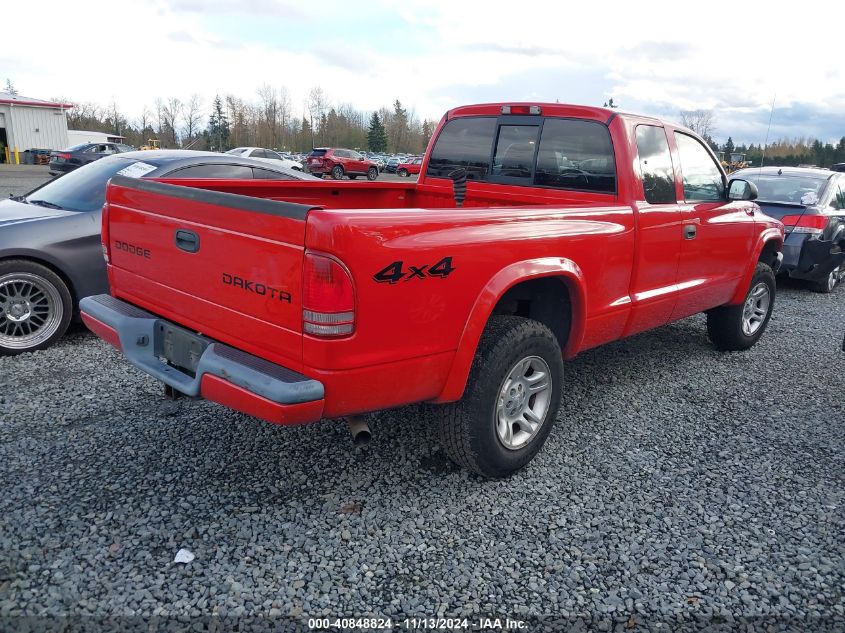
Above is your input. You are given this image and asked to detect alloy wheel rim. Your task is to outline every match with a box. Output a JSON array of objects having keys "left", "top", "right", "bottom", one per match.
[
  {"left": 495, "top": 355, "right": 552, "bottom": 450},
  {"left": 0, "top": 273, "right": 62, "bottom": 349},
  {"left": 741, "top": 282, "right": 770, "bottom": 336}
]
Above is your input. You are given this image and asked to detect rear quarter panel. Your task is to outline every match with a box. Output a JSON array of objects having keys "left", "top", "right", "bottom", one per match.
[{"left": 303, "top": 204, "right": 636, "bottom": 375}]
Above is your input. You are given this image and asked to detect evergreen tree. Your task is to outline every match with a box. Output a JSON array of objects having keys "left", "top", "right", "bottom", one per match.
[
  {"left": 367, "top": 112, "right": 387, "bottom": 152},
  {"left": 301, "top": 116, "right": 312, "bottom": 150},
  {"left": 206, "top": 95, "right": 230, "bottom": 151},
  {"left": 421, "top": 119, "right": 434, "bottom": 149},
  {"left": 389, "top": 100, "right": 410, "bottom": 152},
  {"left": 603, "top": 98, "right": 618, "bottom": 108},
  {"left": 723, "top": 137, "right": 735, "bottom": 155}
]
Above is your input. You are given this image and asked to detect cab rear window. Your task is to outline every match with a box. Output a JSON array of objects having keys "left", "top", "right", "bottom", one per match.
[
  {"left": 426, "top": 115, "right": 616, "bottom": 193},
  {"left": 426, "top": 118, "right": 496, "bottom": 180}
]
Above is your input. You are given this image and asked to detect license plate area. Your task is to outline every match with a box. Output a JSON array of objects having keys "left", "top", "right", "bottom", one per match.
[{"left": 154, "top": 321, "right": 210, "bottom": 377}]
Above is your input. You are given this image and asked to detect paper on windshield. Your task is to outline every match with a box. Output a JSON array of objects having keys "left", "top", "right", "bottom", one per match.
[{"left": 116, "top": 161, "right": 158, "bottom": 178}]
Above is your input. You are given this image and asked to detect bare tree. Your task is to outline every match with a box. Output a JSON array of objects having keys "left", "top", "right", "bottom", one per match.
[
  {"left": 257, "top": 84, "right": 279, "bottom": 149},
  {"left": 277, "top": 86, "right": 291, "bottom": 150},
  {"left": 160, "top": 97, "right": 182, "bottom": 146},
  {"left": 107, "top": 99, "right": 125, "bottom": 137},
  {"left": 137, "top": 105, "right": 152, "bottom": 139},
  {"left": 181, "top": 94, "right": 204, "bottom": 146},
  {"left": 680, "top": 110, "right": 717, "bottom": 140},
  {"left": 308, "top": 86, "right": 328, "bottom": 145}
]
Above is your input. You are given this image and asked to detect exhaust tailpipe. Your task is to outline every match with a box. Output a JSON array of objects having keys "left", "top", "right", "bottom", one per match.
[{"left": 346, "top": 416, "right": 372, "bottom": 446}]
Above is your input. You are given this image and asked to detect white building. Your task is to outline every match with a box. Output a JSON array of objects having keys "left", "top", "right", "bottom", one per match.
[
  {"left": 67, "top": 130, "right": 126, "bottom": 146},
  {"left": 0, "top": 91, "right": 72, "bottom": 154}
]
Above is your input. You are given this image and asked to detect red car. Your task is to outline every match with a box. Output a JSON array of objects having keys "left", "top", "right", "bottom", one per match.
[
  {"left": 306, "top": 148, "right": 379, "bottom": 180},
  {"left": 396, "top": 157, "right": 423, "bottom": 177},
  {"left": 81, "top": 102, "right": 783, "bottom": 478}
]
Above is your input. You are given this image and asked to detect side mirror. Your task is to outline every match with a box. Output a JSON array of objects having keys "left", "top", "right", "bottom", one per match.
[{"left": 728, "top": 179, "right": 758, "bottom": 201}]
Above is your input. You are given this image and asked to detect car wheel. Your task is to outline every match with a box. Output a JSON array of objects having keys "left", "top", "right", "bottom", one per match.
[
  {"left": 367, "top": 167, "right": 379, "bottom": 181},
  {"left": 331, "top": 165, "right": 344, "bottom": 180},
  {"left": 810, "top": 265, "right": 842, "bottom": 293},
  {"left": 435, "top": 315, "right": 563, "bottom": 478},
  {"left": 398, "top": 169, "right": 408, "bottom": 177},
  {"left": 706, "top": 263, "right": 775, "bottom": 351},
  {"left": 0, "top": 260, "right": 73, "bottom": 356}
]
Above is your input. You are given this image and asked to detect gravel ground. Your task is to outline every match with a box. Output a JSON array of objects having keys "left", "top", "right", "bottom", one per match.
[
  {"left": 0, "top": 165, "right": 53, "bottom": 198},
  {"left": 0, "top": 281, "right": 843, "bottom": 632}
]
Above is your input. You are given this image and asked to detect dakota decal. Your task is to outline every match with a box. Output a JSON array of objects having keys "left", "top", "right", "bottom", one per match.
[{"left": 222, "top": 273, "right": 291, "bottom": 303}]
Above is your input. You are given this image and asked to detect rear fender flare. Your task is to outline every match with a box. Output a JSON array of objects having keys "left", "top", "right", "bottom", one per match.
[
  {"left": 729, "top": 229, "right": 784, "bottom": 304},
  {"left": 433, "top": 257, "right": 587, "bottom": 404}
]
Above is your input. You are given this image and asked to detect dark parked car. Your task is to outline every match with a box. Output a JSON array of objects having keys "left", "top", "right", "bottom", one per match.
[
  {"left": 732, "top": 166, "right": 845, "bottom": 292},
  {"left": 48, "top": 142, "right": 134, "bottom": 175},
  {"left": 306, "top": 148, "right": 379, "bottom": 180},
  {"left": 0, "top": 151, "right": 317, "bottom": 355},
  {"left": 384, "top": 157, "right": 402, "bottom": 173}
]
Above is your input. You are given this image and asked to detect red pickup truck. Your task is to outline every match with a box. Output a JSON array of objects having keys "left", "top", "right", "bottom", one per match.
[{"left": 80, "top": 102, "right": 784, "bottom": 478}]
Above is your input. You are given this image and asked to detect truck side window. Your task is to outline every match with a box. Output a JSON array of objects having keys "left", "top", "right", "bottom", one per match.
[
  {"left": 426, "top": 117, "right": 496, "bottom": 181},
  {"left": 534, "top": 119, "right": 616, "bottom": 193},
  {"left": 636, "top": 125, "right": 676, "bottom": 204},
  {"left": 674, "top": 132, "right": 725, "bottom": 201}
]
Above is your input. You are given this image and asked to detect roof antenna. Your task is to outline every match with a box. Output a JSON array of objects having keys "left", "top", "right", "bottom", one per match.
[{"left": 759, "top": 93, "right": 776, "bottom": 175}]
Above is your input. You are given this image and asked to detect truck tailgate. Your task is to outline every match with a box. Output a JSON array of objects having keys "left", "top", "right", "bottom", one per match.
[{"left": 104, "top": 176, "right": 317, "bottom": 370}]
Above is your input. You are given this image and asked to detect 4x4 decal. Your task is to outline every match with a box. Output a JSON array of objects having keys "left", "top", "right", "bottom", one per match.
[{"left": 373, "top": 257, "right": 455, "bottom": 284}]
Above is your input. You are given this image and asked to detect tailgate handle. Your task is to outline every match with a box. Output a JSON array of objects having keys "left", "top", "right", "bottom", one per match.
[{"left": 175, "top": 229, "right": 200, "bottom": 253}]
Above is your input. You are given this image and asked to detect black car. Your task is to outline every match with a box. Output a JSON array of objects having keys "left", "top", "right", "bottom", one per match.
[
  {"left": 0, "top": 151, "right": 318, "bottom": 355},
  {"left": 48, "top": 142, "right": 135, "bottom": 175},
  {"left": 732, "top": 166, "right": 845, "bottom": 292}
]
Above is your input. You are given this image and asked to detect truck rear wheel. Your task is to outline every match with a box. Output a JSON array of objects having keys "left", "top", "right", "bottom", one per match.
[
  {"left": 436, "top": 316, "right": 563, "bottom": 478},
  {"left": 706, "top": 262, "right": 775, "bottom": 351}
]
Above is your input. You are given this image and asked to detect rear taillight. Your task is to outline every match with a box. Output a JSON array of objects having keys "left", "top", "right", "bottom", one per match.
[
  {"left": 303, "top": 252, "right": 355, "bottom": 337},
  {"left": 56, "top": 152, "right": 71, "bottom": 160},
  {"left": 781, "top": 214, "right": 828, "bottom": 235},
  {"left": 101, "top": 203, "right": 111, "bottom": 263}
]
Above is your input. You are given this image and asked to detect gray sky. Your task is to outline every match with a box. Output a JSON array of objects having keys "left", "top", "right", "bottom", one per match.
[{"left": 4, "top": 0, "right": 844, "bottom": 145}]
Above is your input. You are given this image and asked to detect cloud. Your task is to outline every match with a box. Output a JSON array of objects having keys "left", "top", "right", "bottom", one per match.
[
  {"left": 1, "top": 0, "right": 841, "bottom": 146},
  {"left": 165, "top": 0, "right": 308, "bottom": 19}
]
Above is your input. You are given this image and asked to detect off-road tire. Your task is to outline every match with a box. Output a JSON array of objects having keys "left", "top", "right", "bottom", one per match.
[
  {"left": 435, "top": 316, "right": 563, "bottom": 478},
  {"left": 0, "top": 259, "right": 73, "bottom": 356},
  {"left": 706, "top": 263, "right": 775, "bottom": 351}
]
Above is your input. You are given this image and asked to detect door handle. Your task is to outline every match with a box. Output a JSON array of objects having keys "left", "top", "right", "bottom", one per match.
[
  {"left": 175, "top": 229, "right": 200, "bottom": 253},
  {"left": 683, "top": 224, "right": 697, "bottom": 240}
]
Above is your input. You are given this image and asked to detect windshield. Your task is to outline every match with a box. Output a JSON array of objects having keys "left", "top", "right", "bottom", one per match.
[
  {"left": 24, "top": 156, "right": 151, "bottom": 213},
  {"left": 740, "top": 173, "right": 829, "bottom": 205}
]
